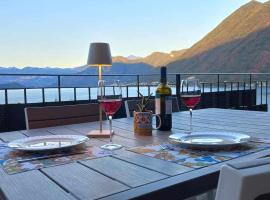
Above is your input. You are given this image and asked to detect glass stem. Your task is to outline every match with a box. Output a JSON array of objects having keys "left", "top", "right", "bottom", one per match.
[
  {"left": 109, "top": 115, "right": 113, "bottom": 142},
  {"left": 189, "top": 108, "right": 193, "bottom": 133}
]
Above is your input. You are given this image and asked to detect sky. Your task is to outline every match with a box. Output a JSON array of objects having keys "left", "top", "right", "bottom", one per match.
[{"left": 0, "top": 0, "right": 268, "bottom": 68}]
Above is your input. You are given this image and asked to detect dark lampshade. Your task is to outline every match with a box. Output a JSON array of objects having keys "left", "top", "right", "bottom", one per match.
[{"left": 87, "top": 43, "right": 112, "bottom": 66}]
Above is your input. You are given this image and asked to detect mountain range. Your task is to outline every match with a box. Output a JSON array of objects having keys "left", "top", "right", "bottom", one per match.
[
  {"left": 0, "top": 0, "right": 269, "bottom": 88},
  {"left": 112, "top": 49, "right": 187, "bottom": 67},
  {"left": 113, "top": 0, "right": 270, "bottom": 73},
  {"left": 168, "top": 0, "right": 270, "bottom": 73},
  {"left": 0, "top": 63, "right": 159, "bottom": 88}
]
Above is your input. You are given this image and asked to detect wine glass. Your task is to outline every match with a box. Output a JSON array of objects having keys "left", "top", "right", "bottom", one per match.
[
  {"left": 98, "top": 80, "right": 123, "bottom": 151},
  {"left": 180, "top": 78, "right": 201, "bottom": 133}
]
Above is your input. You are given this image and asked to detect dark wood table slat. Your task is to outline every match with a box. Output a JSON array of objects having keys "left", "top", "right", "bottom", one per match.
[
  {"left": 173, "top": 114, "right": 270, "bottom": 130},
  {"left": 113, "top": 150, "right": 192, "bottom": 176},
  {"left": 0, "top": 131, "right": 27, "bottom": 142},
  {"left": 80, "top": 157, "right": 168, "bottom": 187},
  {"left": 20, "top": 128, "right": 54, "bottom": 137},
  {"left": 0, "top": 168, "right": 75, "bottom": 200},
  {"left": 42, "top": 162, "right": 129, "bottom": 200},
  {"left": 46, "top": 126, "right": 84, "bottom": 135}
]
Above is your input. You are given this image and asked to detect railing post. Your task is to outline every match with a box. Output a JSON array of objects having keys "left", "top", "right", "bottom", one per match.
[
  {"left": 217, "top": 74, "right": 220, "bottom": 107},
  {"left": 42, "top": 88, "right": 45, "bottom": 103},
  {"left": 88, "top": 87, "right": 91, "bottom": 100},
  {"left": 243, "top": 82, "right": 246, "bottom": 109},
  {"left": 249, "top": 74, "right": 252, "bottom": 91},
  {"left": 230, "top": 82, "right": 233, "bottom": 108},
  {"left": 5, "top": 89, "right": 8, "bottom": 105},
  {"left": 224, "top": 82, "right": 227, "bottom": 108},
  {"left": 137, "top": 75, "right": 140, "bottom": 97},
  {"left": 201, "top": 82, "right": 205, "bottom": 108},
  {"left": 266, "top": 81, "right": 268, "bottom": 107},
  {"left": 24, "top": 89, "right": 27, "bottom": 104},
  {"left": 176, "top": 74, "right": 181, "bottom": 109},
  {"left": 126, "top": 85, "right": 129, "bottom": 98},
  {"left": 261, "top": 81, "right": 263, "bottom": 105},
  {"left": 74, "top": 88, "right": 76, "bottom": 102},
  {"left": 237, "top": 81, "right": 240, "bottom": 107},
  {"left": 58, "top": 75, "right": 61, "bottom": 102},
  {"left": 202, "top": 83, "right": 205, "bottom": 93},
  {"left": 112, "top": 86, "right": 115, "bottom": 97},
  {"left": 249, "top": 74, "right": 252, "bottom": 107},
  {"left": 217, "top": 74, "right": 220, "bottom": 92}
]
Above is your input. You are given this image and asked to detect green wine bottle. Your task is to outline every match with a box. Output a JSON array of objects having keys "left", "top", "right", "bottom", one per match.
[{"left": 155, "top": 66, "right": 172, "bottom": 131}]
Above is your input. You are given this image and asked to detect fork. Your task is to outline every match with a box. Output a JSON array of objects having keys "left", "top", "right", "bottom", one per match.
[
  {"left": 159, "top": 144, "right": 167, "bottom": 151},
  {"left": 159, "top": 144, "right": 175, "bottom": 151}
]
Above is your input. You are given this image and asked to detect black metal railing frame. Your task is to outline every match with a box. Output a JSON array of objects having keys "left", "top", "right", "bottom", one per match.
[{"left": 0, "top": 73, "right": 269, "bottom": 105}]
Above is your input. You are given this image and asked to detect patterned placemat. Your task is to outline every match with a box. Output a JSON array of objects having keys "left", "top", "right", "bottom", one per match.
[
  {"left": 129, "top": 140, "right": 270, "bottom": 169},
  {"left": 0, "top": 143, "right": 111, "bottom": 174}
]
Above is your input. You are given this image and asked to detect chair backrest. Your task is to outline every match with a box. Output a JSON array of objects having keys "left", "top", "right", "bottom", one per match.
[
  {"left": 25, "top": 103, "right": 100, "bottom": 129},
  {"left": 215, "top": 157, "right": 270, "bottom": 200},
  {"left": 255, "top": 193, "right": 270, "bottom": 200},
  {"left": 125, "top": 97, "right": 180, "bottom": 117}
]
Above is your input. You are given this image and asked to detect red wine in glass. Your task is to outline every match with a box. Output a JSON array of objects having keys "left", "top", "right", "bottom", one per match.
[
  {"left": 100, "top": 99, "right": 122, "bottom": 116},
  {"left": 98, "top": 80, "right": 123, "bottom": 151},
  {"left": 181, "top": 94, "right": 201, "bottom": 109},
  {"left": 180, "top": 79, "right": 202, "bottom": 133}
]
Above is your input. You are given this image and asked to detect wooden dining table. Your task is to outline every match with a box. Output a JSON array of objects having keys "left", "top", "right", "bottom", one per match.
[{"left": 1, "top": 108, "right": 270, "bottom": 200}]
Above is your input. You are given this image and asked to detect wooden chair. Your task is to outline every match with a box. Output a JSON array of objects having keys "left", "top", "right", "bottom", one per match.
[
  {"left": 25, "top": 103, "right": 100, "bottom": 129},
  {"left": 125, "top": 97, "right": 180, "bottom": 117}
]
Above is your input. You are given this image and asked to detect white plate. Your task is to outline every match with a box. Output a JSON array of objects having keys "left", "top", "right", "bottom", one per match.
[
  {"left": 169, "top": 132, "right": 250, "bottom": 149},
  {"left": 8, "top": 135, "right": 89, "bottom": 152}
]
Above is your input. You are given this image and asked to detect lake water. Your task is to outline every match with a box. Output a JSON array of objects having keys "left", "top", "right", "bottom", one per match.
[
  {"left": 0, "top": 86, "right": 164, "bottom": 104},
  {"left": 0, "top": 86, "right": 269, "bottom": 108}
]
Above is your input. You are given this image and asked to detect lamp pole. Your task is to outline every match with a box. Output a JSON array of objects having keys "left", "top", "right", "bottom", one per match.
[
  {"left": 98, "top": 64, "right": 103, "bottom": 132},
  {"left": 98, "top": 65, "right": 102, "bottom": 80}
]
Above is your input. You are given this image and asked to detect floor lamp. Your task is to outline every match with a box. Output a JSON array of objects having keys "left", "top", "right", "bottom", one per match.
[{"left": 86, "top": 42, "right": 112, "bottom": 137}]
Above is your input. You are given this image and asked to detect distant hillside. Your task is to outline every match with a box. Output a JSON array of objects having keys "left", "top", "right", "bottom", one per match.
[
  {"left": 113, "top": 49, "right": 187, "bottom": 67},
  {"left": 0, "top": 66, "right": 80, "bottom": 74},
  {"left": 62, "top": 62, "right": 159, "bottom": 87},
  {"left": 0, "top": 82, "right": 25, "bottom": 89},
  {"left": 0, "top": 67, "right": 81, "bottom": 88},
  {"left": 141, "top": 50, "right": 186, "bottom": 67},
  {"left": 0, "top": 62, "right": 159, "bottom": 87},
  {"left": 168, "top": 0, "right": 270, "bottom": 73}
]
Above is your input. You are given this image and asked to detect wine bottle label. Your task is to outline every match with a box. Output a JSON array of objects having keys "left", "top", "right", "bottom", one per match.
[
  {"left": 155, "top": 98, "right": 161, "bottom": 114},
  {"left": 155, "top": 96, "right": 172, "bottom": 114}
]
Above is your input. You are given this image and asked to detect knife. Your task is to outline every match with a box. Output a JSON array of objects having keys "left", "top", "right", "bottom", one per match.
[{"left": 17, "top": 151, "right": 86, "bottom": 163}]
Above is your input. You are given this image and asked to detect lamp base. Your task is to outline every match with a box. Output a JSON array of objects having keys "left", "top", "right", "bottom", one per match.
[{"left": 87, "top": 129, "right": 113, "bottom": 138}]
